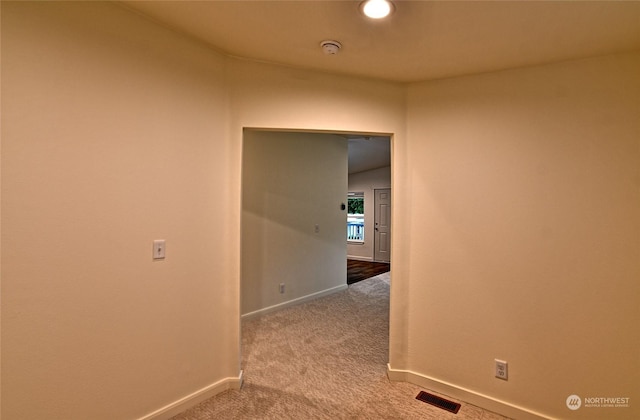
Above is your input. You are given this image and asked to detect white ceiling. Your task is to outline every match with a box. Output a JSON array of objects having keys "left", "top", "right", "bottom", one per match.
[
  {"left": 345, "top": 136, "right": 390, "bottom": 174},
  {"left": 121, "top": 0, "right": 640, "bottom": 83},
  {"left": 119, "top": 0, "right": 639, "bottom": 174}
]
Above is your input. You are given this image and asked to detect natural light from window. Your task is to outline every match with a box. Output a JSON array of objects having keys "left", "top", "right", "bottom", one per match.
[{"left": 347, "top": 192, "right": 364, "bottom": 242}]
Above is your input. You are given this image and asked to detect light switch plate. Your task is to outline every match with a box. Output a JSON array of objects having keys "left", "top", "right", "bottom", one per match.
[{"left": 153, "top": 240, "right": 166, "bottom": 259}]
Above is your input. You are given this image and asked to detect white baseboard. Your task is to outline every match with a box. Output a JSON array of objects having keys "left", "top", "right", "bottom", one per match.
[
  {"left": 387, "top": 364, "right": 550, "bottom": 420},
  {"left": 242, "top": 284, "right": 348, "bottom": 320},
  {"left": 347, "top": 255, "right": 373, "bottom": 261},
  {"left": 139, "top": 371, "right": 244, "bottom": 420}
]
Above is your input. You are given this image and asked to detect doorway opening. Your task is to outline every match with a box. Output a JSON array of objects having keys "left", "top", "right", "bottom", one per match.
[
  {"left": 241, "top": 129, "right": 392, "bottom": 318},
  {"left": 240, "top": 129, "right": 393, "bottom": 387}
]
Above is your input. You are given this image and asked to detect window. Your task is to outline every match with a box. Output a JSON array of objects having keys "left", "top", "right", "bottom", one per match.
[{"left": 347, "top": 192, "right": 364, "bottom": 242}]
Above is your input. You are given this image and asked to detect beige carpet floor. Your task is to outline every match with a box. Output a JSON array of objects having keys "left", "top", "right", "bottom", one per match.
[{"left": 172, "top": 273, "right": 511, "bottom": 419}]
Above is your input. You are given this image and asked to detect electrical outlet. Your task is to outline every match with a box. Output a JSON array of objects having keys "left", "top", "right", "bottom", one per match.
[
  {"left": 495, "top": 359, "right": 508, "bottom": 380},
  {"left": 279, "top": 283, "right": 285, "bottom": 294}
]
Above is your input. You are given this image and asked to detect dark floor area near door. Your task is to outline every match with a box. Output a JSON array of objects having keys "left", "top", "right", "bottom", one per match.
[{"left": 347, "top": 259, "right": 390, "bottom": 285}]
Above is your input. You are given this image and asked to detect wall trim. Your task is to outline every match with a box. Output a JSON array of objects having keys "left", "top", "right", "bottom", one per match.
[
  {"left": 138, "top": 371, "right": 244, "bottom": 420},
  {"left": 386, "top": 364, "right": 551, "bottom": 420},
  {"left": 242, "top": 284, "right": 348, "bottom": 320},
  {"left": 346, "top": 255, "right": 373, "bottom": 261}
]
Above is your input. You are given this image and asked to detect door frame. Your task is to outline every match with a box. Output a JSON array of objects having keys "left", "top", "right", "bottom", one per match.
[{"left": 239, "top": 126, "right": 395, "bottom": 367}]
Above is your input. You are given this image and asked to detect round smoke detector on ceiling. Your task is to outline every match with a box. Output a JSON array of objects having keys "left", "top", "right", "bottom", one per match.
[{"left": 320, "top": 40, "right": 342, "bottom": 55}]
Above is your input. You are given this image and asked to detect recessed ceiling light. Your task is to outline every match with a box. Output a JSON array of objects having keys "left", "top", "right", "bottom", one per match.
[{"left": 360, "top": 0, "right": 394, "bottom": 19}]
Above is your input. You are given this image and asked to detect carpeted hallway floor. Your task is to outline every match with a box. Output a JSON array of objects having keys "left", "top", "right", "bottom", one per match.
[{"left": 172, "top": 273, "right": 511, "bottom": 419}]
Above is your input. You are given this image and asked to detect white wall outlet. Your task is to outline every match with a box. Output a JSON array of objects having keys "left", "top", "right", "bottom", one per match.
[
  {"left": 153, "top": 240, "right": 166, "bottom": 260},
  {"left": 279, "top": 283, "right": 285, "bottom": 294},
  {"left": 495, "top": 359, "right": 508, "bottom": 380}
]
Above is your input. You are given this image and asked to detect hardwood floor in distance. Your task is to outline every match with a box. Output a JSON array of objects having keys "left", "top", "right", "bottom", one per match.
[{"left": 347, "top": 259, "right": 390, "bottom": 285}]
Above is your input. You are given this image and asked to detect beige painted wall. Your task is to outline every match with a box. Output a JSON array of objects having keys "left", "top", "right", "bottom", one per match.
[
  {"left": 4, "top": 2, "right": 637, "bottom": 420},
  {"left": 1, "top": 2, "right": 408, "bottom": 419},
  {"left": 242, "top": 131, "right": 347, "bottom": 315},
  {"left": 1, "top": 3, "right": 237, "bottom": 419},
  {"left": 404, "top": 52, "right": 640, "bottom": 419},
  {"left": 347, "top": 166, "right": 392, "bottom": 261},
  {"left": 0, "top": 2, "right": 4, "bottom": 413}
]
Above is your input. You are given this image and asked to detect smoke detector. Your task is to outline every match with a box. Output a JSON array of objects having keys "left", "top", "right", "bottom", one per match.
[{"left": 320, "top": 40, "right": 342, "bottom": 55}]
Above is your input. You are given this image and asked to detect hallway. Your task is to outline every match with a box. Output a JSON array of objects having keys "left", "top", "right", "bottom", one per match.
[{"left": 173, "top": 273, "right": 509, "bottom": 419}]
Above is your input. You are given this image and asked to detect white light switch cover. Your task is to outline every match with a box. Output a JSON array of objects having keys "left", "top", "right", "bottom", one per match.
[{"left": 153, "top": 240, "right": 166, "bottom": 259}]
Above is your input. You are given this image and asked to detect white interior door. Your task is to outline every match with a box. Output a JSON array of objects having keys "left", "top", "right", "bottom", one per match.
[{"left": 374, "top": 188, "right": 391, "bottom": 262}]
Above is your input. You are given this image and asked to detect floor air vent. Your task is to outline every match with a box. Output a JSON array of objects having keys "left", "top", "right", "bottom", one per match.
[{"left": 416, "top": 391, "right": 461, "bottom": 414}]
